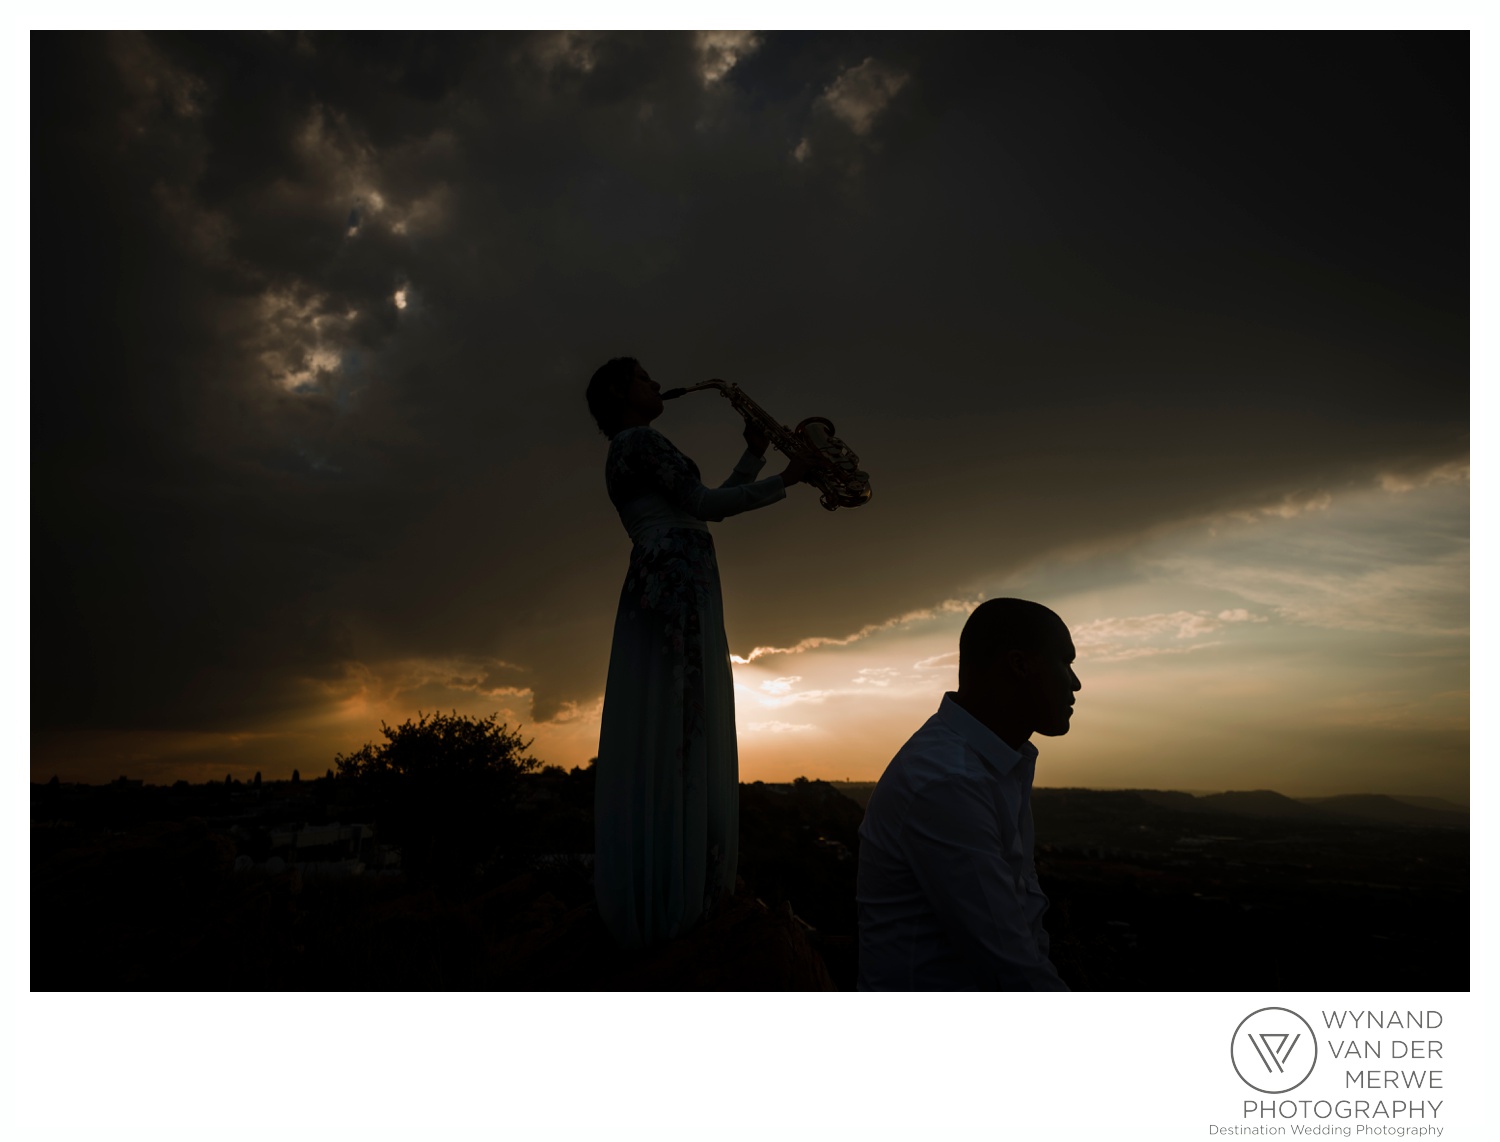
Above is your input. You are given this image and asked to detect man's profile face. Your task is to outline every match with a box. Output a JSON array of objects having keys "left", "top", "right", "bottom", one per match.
[{"left": 1023, "top": 624, "right": 1081, "bottom": 738}]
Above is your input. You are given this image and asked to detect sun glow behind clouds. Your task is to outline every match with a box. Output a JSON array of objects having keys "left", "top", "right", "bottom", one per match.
[{"left": 239, "top": 465, "right": 1466, "bottom": 802}]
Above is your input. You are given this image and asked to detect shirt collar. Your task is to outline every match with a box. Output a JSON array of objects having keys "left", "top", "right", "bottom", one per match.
[{"left": 938, "top": 691, "right": 1038, "bottom": 777}]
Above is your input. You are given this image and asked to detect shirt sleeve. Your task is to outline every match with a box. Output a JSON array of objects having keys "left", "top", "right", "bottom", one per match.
[
  {"left": 626, "top": 429, "right": 786, "bottom": 522},
  {"left": 1026, "top": 869, "right": 1052, "bottom": 957},
  {"left": 1023, "top": 821, "right": 1052, "bottom": 956},
  {"left": 901, "top": 770, "right": 1069, "bottom": 991}
]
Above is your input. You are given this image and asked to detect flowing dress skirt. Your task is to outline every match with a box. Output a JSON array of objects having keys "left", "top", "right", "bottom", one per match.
[{"left": 594, "top": 526, "right": 740, "bottom": 950}]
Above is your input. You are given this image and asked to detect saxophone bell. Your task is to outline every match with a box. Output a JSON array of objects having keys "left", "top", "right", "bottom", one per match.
[{"left": 667, "top": 378, "right": 872, "bottom": 511}]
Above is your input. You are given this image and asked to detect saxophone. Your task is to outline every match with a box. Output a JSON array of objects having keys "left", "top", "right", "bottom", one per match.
[{"left": 662, "top": 379, "right": 872, "bottom": 512}]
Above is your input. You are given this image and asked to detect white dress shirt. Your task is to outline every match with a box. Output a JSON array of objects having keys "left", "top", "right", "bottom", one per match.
[{"left": 856, "top": 692, "right": 1069, "bottom": 990}]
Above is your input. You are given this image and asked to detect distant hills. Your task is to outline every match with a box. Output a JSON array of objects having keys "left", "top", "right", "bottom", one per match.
[
  {"left": 1294, "top": 793, "right": 1469, "bottom": 829},
  {"left": 1137, "top": 789, "right": 1468, "bottom": 829},
  {"left": 827, "top": 782, "right": 1468, "bottom": 828}
]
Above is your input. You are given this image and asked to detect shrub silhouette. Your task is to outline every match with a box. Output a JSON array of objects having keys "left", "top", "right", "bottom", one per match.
[{"left": 334, "top": 710, "right": 541, "bottom": 880}]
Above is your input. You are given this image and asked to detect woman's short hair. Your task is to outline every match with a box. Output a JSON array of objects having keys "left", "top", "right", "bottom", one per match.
[
  {"left": 958, "top": 598, "right": 1067, "bottom": 686},
  {"left": 586, "top": 356, "right": 639, "bottom": 437}
]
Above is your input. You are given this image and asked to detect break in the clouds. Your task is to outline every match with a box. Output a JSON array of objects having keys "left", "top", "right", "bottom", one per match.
[
  {"left": 1148, "top": 463, "right": 1470, "bottom": 639},
  {"left": 793, "top": 54, "right": 908, "bottom": 164},
  {"left": 694, "top": 31, "right": 763, "bottom": 86},
  {"left": 818, "top": 57, "right": 909, "bottom": 135},
  {"left": 1073, "top": 608, "right": 1266, "bottom": 662},
  {"left": 32, "top": 33, "right": 1466, "bottom": 795}
]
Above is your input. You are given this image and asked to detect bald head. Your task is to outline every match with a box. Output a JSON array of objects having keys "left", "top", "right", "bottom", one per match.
[
  {"left": 955, "top": 598, "right": 1081, "bottom": 747},
  {"left": 958, "top": 599, "right": 1069, "bottom": 686}
]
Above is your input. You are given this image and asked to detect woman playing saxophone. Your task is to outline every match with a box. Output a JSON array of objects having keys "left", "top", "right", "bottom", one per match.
[{"left": 586, "top": 357, "right": 806, "bottom": 950}]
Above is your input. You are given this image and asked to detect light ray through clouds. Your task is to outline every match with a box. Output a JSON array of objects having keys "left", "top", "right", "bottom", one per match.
[{"left": 730, "top": 597, "right": 978, "bottom": 663}]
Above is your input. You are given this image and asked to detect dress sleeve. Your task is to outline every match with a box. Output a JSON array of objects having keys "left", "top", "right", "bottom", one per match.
[
  {"left": 620, "top": 428, "right": 786, "bottom": 522},
  {"left": 719, "top": 448, "right": 770, "bottom": 489},
  {"left": 901, "top": 770, "right": 1069, "bottom": 991}
]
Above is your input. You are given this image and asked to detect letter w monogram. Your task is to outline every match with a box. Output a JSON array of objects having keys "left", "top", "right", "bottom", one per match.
[{"left": 1247, "top": 1032, "right": 1300, "bottom": 1073}]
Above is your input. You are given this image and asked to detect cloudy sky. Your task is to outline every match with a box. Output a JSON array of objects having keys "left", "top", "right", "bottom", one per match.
[{"left": 31, "top": 32, "right": 1468, "bottom": 801}]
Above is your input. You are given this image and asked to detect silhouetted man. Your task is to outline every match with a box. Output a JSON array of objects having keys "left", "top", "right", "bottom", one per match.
[{"left": 857, "top": 598, "right": 1079, "bottom": 990}]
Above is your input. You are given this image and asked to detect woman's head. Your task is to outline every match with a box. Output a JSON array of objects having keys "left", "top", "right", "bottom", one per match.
[{"left": 586, "top": 356, "right": 662, "bottom": 436}]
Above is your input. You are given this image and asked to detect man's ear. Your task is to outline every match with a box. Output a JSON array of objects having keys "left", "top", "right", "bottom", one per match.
[{"left": 1004, "top": 648, "right": 1031, "bottom": 678}]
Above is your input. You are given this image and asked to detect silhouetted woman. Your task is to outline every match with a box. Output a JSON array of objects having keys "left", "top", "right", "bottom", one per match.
[{"left": 586, "top": 357, "right": 805, "bottom": 950}]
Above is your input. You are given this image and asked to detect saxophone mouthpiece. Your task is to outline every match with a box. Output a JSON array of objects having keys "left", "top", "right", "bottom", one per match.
[{"left": 661, "top": 387, "right": 688, "bottom": 400}]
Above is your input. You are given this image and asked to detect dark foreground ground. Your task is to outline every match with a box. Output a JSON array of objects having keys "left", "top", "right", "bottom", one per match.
[{"left": 31, "top": 775, "right": 1467, "bottom": 990}]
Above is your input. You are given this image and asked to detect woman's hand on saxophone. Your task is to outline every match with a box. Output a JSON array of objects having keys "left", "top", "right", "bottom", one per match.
[
  {"left": 742, "top": 420, "right": 771, "bottom": 457},
  {"left": 735, "top": 416, "right": 803, "bottom": 485},
  {"left": 779, "top": 454, "right": 810, "bottom": 487}
]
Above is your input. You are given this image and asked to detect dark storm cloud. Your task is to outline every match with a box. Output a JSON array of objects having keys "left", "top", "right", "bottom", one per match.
[{"left": 32, "top": 32, "right": 1466, "bottom": 735}]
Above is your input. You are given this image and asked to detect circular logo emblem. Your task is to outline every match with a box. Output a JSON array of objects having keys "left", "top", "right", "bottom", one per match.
[{"left": 1231, "top": 1007, "right": 1318, "bottom": 1093}]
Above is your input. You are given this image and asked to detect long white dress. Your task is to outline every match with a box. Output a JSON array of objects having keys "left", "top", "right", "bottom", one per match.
[{"left": 595, "top": 426, "right": 786, "bottom": 950}]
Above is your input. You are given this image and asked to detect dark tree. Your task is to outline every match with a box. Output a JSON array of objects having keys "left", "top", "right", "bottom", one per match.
[
  {"left": 334, "top": 711, "right": 542, "bottom": 879},
  {"left": 291, "top": 769, "right": 300, "bottom": 784}
]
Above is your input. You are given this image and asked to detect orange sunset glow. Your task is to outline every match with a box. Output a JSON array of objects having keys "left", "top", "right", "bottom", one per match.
[{"left": 35, "top": 460, "right": 1468, "bottom": 804}]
